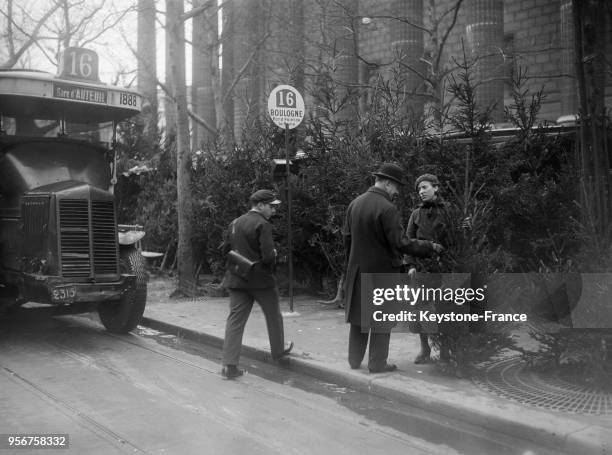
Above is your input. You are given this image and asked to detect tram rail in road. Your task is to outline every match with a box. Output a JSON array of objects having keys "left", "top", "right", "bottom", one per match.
[{"left": 0, "top": 314, "right": 562, "bottom": 455}]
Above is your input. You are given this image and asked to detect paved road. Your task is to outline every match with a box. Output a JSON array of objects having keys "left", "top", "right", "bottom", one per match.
[{"left": 1, "top": 315, "right": 461, "bottom": 455}]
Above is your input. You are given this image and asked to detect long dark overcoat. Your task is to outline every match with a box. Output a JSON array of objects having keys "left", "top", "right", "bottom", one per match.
[{"left": 342, "top": 186, "right": 434, "bottom": 325}]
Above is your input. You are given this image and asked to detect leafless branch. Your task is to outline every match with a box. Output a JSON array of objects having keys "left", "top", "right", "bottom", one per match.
[
  {"left": 121, "top": 29, "right": 216, "bottom": 134},
  {"left": 399, "top": 60, "right": 432, "bottom": 85},
  {"left": 33, "top": 40, "right": 58, "bottom": 67},
  {"left": 222, "top": 31, "right": 271, "bottom": 106},
  {"left": 80, "top": 4, "right": 137, "bottom": 47},
  {"left": 7, "top": 0, "right": 15, "bottom": 58},
  {"left": 70, "top": 2, "right": 106, "bottom": 45},
  {"left": 357, "top": 14, "right": 431, "bottom": 35},
  {"left": 180, "top": 0, "right": 214, "bottom": 22},
  {"left": 62, "top": 0, "right": 70, "bottom": 47},
  {"left": 0, "top": 0, "right": 62, "bottom": 69},
  {"left": 436, "top": 0, "right": 464, "bottom": 71}
]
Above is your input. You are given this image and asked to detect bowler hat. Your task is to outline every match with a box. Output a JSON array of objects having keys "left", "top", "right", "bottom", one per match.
[
  {"left": 250, "top": 189, "right": 281, "bottom": 205},
  {"left": 415, "top": 173, "right": 440, "bottom": 189},
  {"left": 372, "top": 163, "right": 406, "bottom": 185}
]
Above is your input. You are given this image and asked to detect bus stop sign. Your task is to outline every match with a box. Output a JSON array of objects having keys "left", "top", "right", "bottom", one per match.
[{"left": 267, "top": 85, "right": 304, "bottom": 129}]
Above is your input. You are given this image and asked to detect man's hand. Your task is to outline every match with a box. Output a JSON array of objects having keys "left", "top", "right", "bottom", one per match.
[{"left": 432, "top": 242, "right": 444, "bottom": 253}]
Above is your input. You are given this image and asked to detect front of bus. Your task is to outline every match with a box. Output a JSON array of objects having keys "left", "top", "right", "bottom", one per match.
[{"left": 0, "top": 48, "right": 147, "bottom": 333}]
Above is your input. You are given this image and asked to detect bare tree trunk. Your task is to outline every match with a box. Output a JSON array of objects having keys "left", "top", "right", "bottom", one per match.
[
  {"left": 203, "top": 9, "right": 218, "bottom": 137},
  {"left": 192, "top": 0, "right": 217, "bottom": 149},
  {"left": 137, "top": 0, "right": 158, "bottom": 144},
  {"left": 573, "top": 0, "right": 610, "bottom": 237},
  {"left": 191, "top": 0, "right": 206, "bottom": 152},
  {"left": 165, "top": 1, "right": 178, "bottom": 136},
  {"left": 168, "top": 0, "right": 196, "bottom": 297},
  {"left": 220, "top": 0, "right": 235, "bottom": 147},
  {"left": 62, "top": 0, "right": 71, "bottom": 48}
]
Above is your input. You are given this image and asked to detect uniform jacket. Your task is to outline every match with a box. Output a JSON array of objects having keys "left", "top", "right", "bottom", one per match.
[
  {"left": 342, "top": 186, "right": 434, "bottom": 324},
  {"left": 221, "top": 210, "right": 277, "bottom": 289}
]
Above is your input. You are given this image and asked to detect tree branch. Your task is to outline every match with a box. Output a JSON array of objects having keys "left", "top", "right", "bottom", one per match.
[
  {"left": 0, "top": 1, "right": 62, "bottom": 69},
  {"left": 436, "top": 0, "right": 464, "bottom": 71},
  {"left": 7, "top": 0, "right": 15, "bottom": 59},
  {"left": 357, "top": 14, "right": 431, "bottom": 35},
  {"left": 80, "top": 4, "right": 137, "bottom": 47},
  {"left": 399, "top": 60, "right": 433, "bottom": 85},
  {"left": 180, "top": 1, "right": 214, "bottom": 22},
  {"left": 122, "top": 31, "right": 216, "bottom": 135},
  {"left": 222, "top": 31, "right": 271, "bottom": 105}
]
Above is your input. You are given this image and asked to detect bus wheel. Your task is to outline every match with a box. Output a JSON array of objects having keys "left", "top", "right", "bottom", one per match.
[{"left": 98, "top": 248, "right": 147, "bottom": 333}]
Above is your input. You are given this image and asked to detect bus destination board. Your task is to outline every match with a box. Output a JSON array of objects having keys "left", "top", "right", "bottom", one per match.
[{"left": 53, "top": 82, "right": 108, "bottom": 104}]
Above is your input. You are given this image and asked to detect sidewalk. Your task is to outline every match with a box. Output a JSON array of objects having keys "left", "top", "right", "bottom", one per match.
[{"left": 142, "top": 277, "right": 611, "bottom": 455}]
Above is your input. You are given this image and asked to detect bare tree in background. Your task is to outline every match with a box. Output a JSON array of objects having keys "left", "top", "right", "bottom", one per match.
[
  {"left": 166, "top": 0, "right": 196, "bottom": 297},
  {"left": 1, "top": 0, "right": 135, "bottom": 70},
  {"left": 191, "top": 0, "right": 218, "bottom": 150},
  {"left": 572, "top": 0, "right": 611, "bottom": 238},
  {"left": 137, "top": 0, "right": 158, "bottom": 142},
  {"left": 0, "top": 0, "right": 61, "bottom": 68}
]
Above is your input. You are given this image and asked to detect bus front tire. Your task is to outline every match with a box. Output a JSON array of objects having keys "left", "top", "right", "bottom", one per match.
[{"left": 98, "top": 248, "right": 147, "bottom": 333}]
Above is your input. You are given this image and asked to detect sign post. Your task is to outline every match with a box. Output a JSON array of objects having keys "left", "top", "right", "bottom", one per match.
[{"left": 268, "top": 85, "right": 305, "bottom": 313}]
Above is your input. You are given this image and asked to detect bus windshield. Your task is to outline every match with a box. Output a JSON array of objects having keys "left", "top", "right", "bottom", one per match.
[
  {"left": 0, "top": 115, "right": 114, "bottom": 145},
  {"left": 0, "top": 61, "right": 141, "bottom": 147}
]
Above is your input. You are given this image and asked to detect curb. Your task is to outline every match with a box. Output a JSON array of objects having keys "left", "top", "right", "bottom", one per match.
[{"left": 140, "top": 316, "right": 609, "bottom": 455}]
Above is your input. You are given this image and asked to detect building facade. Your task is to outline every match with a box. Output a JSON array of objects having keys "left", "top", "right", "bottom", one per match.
[{"left": 216, "top": 0, "right": 611, "bottom": 139}]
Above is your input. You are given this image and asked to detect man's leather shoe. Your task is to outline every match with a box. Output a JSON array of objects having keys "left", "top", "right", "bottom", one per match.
[
  {"left": 369, "top": 363, "right": 397, "bottom": 373},
  {"left": 221, "top": 365, "right": 244, "bottom": 379},
  {"left": 273, "top": 341, "right": 294, "bottom": 360}
]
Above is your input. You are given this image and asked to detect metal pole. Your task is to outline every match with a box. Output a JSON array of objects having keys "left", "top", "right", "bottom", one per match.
[{"left": 285, "top": 123, "right": 294, "bottom": 312}]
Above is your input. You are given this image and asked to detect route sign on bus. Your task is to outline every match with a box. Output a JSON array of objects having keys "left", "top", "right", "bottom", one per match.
[
  {"left": 0, "top": 46, "right": 142, "bottom": 123},
  {"left": 267, "top": 85, "right": 305, "bottom": 129},
  {"left": 57, "top": 47, "right": 100, "bottom": 82}
]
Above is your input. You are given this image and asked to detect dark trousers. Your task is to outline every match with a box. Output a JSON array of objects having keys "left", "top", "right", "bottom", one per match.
[
  {"left": 348, "top": 324, "right": 390, "bottom": 371},
  {"left": 222, "top": 287, "right": 285, "bottom": 366}
]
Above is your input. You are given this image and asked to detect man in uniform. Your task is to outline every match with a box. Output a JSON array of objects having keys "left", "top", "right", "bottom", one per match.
[
  {"left": 221, "top": 189, "right": 293, "bottom": 379},
  {"left": 343, "top": 163, "right": 442, "bottom": 373}
]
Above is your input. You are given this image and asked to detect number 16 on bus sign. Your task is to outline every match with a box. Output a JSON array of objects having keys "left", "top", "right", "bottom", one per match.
[{"left": 268, "top": 85, "right": 305, "bottom": 129}]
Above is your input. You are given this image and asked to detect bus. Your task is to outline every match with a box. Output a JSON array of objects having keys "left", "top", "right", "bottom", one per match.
[{"left": 0, "top": 47, "right": 147, "bottom": 333}]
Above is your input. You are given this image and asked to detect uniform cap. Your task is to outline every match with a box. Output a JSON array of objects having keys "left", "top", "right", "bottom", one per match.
[{"left": 250, "top": 189, "right": 281, "bottom": 205}]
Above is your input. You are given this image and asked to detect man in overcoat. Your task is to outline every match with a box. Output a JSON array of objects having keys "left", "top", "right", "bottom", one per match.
[
  {"left": 343, "top": 163, "right": 442, "bottom": 373},
  {"left": 220, "top": 189, "right": 293, "bottom": 379}
]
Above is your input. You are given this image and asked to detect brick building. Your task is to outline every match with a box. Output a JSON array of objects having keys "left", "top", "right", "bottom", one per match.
[{"left": 218, "top": 0, "right": 611, "bottom": 139}]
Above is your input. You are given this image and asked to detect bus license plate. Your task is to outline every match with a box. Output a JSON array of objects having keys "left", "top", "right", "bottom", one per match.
[{"left": 52, "top": 286, "right": 77, "bottom": 302}]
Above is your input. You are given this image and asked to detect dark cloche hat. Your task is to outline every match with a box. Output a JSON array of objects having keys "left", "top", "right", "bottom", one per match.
[
  {"left": 415, "top": 173, "right": 440, "bottom": 189},
  {"left": 372, "top": 162, "right": 406, "bottom": 185},
  {"left": 250, "top": 189, "right": 281, "bottom": 205}
]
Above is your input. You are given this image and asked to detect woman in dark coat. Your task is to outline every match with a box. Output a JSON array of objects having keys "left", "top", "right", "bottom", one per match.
[{"left": 406, "top": 174, "right": 452, "bottom": 363}]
